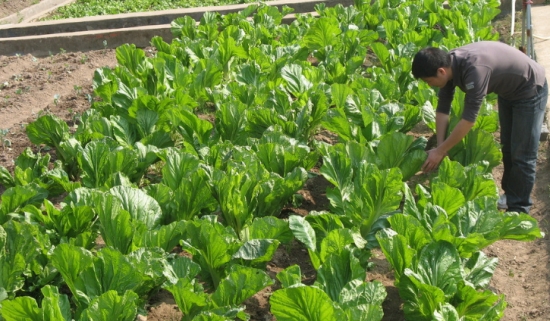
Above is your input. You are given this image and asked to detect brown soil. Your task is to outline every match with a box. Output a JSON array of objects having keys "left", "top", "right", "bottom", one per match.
[
  {"left": 0, "top": 0, "right": 42, "bottom": 19},
  {"left": 1, "top": 3, "right": 549, "bottom": 321}
]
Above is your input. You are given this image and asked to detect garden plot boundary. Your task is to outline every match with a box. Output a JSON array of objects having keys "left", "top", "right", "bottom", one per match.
[{"left": 0, "top": 0, "right": 349, "bottom": 57}]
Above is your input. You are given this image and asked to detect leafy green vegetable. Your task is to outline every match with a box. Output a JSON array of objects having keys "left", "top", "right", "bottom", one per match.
[
  {"left": 270, "top": 286, "right": 341, "bottom": 321},
  {"left": 0, "top": 286, "right": 71, "bottom": 321}
]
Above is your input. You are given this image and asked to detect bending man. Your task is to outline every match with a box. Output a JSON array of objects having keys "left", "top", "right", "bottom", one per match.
[{"left": 412, "top": 41, "right": 547, "bottom": 214}]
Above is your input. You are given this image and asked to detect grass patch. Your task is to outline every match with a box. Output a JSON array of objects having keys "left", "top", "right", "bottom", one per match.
[{"left": 43, "top": 0, "right": 256, "bottom": 20}]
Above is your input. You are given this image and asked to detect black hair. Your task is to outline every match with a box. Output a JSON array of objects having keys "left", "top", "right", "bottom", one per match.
[{"left": 411, "top": 47, "right": 451, "bottom": 79}]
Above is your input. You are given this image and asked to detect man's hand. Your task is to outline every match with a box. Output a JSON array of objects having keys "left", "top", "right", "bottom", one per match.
[{"left": 421, "top": 148, "right": 447, "bottom": 173}]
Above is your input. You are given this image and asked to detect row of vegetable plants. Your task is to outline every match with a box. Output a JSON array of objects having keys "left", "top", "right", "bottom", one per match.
[
  {"left": 0, "top": 0, "right": 544, "bottom": 320},
  {"left": 44, "top": 0, "right": 258, "bottom": 20}
]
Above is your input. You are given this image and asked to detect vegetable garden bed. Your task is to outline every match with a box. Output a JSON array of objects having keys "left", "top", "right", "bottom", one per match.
[{"left": 1, "top": 0, "right": 550, "bottom": 321}]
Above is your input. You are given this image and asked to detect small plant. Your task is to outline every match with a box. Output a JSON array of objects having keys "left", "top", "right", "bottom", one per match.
[
  {"left": 74, "top": 85, "right": 83, "bottom": 95},
  {"left": 60, "top": 48, "right": 66, "bottom": 54},
  {"left": 53, "top": 94, "right": 60, "bottom": 106},
  {"left": 15, "top": 89, "right": 22, "bottom": 95},
  {"left": 0, "top": 129, "right": 11, "bottom": 149},
  {"left": 80, "top": 54, "right": 88, "bottom": 64}
]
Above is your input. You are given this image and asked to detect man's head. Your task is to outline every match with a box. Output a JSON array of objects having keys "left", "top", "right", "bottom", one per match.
[{"left": 412, "top": 47, "right": 452, "bottom": 88}]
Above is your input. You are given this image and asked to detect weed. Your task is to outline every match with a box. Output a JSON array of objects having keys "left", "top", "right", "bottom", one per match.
[
  {"left": 74, "top": 85, "right": 83, "bottom": 94},
  {"left": 60, "top": 48, "right": 66, "bottom": 54},
  {"left": 103, "top": 40, "right": 109, "bottom": 55},
  {"left": 80, "top": 54, "right": 88, "bottom": 64},
  {"left": 53, "top": 94, "right": 60, "bottom": 106},
  {"left": 0, "top": 129, "right": 11, "bottom": 149}
]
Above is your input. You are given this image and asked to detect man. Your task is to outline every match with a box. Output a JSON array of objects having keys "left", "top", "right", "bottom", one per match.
[{"left": 412, "top": 41, "right": 547, "bottom": 214}]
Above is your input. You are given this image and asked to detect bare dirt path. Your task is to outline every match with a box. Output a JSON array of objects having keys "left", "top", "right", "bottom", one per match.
[
  {"left": 0, "top": 2, "right": 549, "bottom": 321},
  {"left": 0, "top": 0, "right": 43, "bottom": 19}
]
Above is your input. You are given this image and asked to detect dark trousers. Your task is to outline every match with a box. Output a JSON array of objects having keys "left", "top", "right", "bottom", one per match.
[{"left": 498, "top": 79, "right": 548, "bottom": 214}]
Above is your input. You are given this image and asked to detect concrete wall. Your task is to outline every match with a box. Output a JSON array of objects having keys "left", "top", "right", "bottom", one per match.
[{"left": 0, "top": 0, "right": 346, "bottom": 57}]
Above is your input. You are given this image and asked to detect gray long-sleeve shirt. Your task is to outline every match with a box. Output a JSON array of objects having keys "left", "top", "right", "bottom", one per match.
[{"left": 437, "top": 41, "right": 546, "bottom": 122}]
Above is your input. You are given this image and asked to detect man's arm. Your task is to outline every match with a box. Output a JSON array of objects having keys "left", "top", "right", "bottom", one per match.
[
  {"left": 422, "top": 118, "right": 475, "bottom": 173},
  {"left": 435, "top": 112, "right": 449, "bottom": 146}
]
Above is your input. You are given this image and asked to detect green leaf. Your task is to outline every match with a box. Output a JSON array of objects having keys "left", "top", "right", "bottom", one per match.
[
  {"left": 116, "top": 44, "right": 151, "bottom": 80},
  {"left": 303, "top": 17, "right": 341, "bottom": 50},
  {"left": 430, "top": 181, "right": 465, "bottom": 218},
  {"left": 376, "top": 228, "right": 414, "bottom": 282},
  {"left": 181, "top": 219, "right": 238, "bottom": 287},
  {"left": 499, "top": 212, "right": 543, "bottom": 241},
  {"left": 0, "top": 184, "right": 48, "bottom": 222},
  {"left": 166, "top": 277, "right": 207, "bottom": 318},
  {"left": 319, "top": 229, "right": 361, "bottom": 264},
  {"left": 375, "top": 132, "right": 426, "bottom": 180},
  {"left": 0, "top": 166, "right": 15, "bottom": 188},
  {"left": 169, "top": 257, "right": 201, "bottom": 281},
  {"left": 448, "top": 128, "right": 502, "bottom": 170},
  {"left": 134, "top": 220, "right": 187, "bottom": 252},
  {"left": 51, "top": 244, "right": 94, "bottom": 307},
  {"left": 77, "top": 139, "right": 112, "bottom": 188},
  {"left": 41, "top": 285, "right": 72, "bottom": 321},
  {"left": 270, "top": 286, "right": 339, "bottom": 321},
  {"left": 281, "top": 64, "right": 312, "bottom": 96},
  {"left": 289, "top": 215, "right": 316, "bottom": 252},
  {"left": 0, "top": 296, "right": 41, "bottom": 321},
  {"left": 433, "top": 303, "right": 461, "bottom": 321},
  {"left": 26, "top": 114, "right": 70, "bottom": 149},
  {"left": 315, "top": 247, "right": 365, "bottom": 302},
  {"left": 96, "top": 194, "right": 135, "bottom": 254},
  {"left": 211, "top": 265, "right": 273, "bottom": 307},
  {"left": 387, "top": 214, "right": 432, "bottom": 251},
  {"left": 339, "top": 279, "right": 386, "bottom": 321},
  {"left": 240, "top": 217, "right": 294, "bottom": 244},
  {"left": 370, "top": 42, "right": 391, "bottom": 69},
  {"left": 232, "top": 239, "right": 280, "bottom": 264},
  {"left": 79, "top": 290, "right": 139, "bottom": 321},
  {"left": 453, "top": 282, "right": 506, "bottom": 320},
  {"left": 276, "top": 265, "right": 302, "bottom": 289},
  {"left": 400, "top": 270, "right": 446, "bottom": 321},
  {"left": 109, "top": 185, "right": 163, "bottom": 228},
  {"left": 255, "top": 168, "right": 308, "bottom": 218},
  {"left": 330, "top": 83, "right": 354, "bottom": 109},
  {"left": 351, "top": 163, "right": 403, "bottom": 238},
  {"left": 462, "top": 252, "right": 497, "bottom": 289},
  {"left": 435, "top": 158, "right": 497, "bottom": 202},
  {"left": 305, "top": 212, "right": 345, "bottom": 249},
  {"left": 339, "top": 279, "right": 387, "bottom": 308},
  {"left": 409, "top": 241, "right": 462, "bottom": 297}
]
